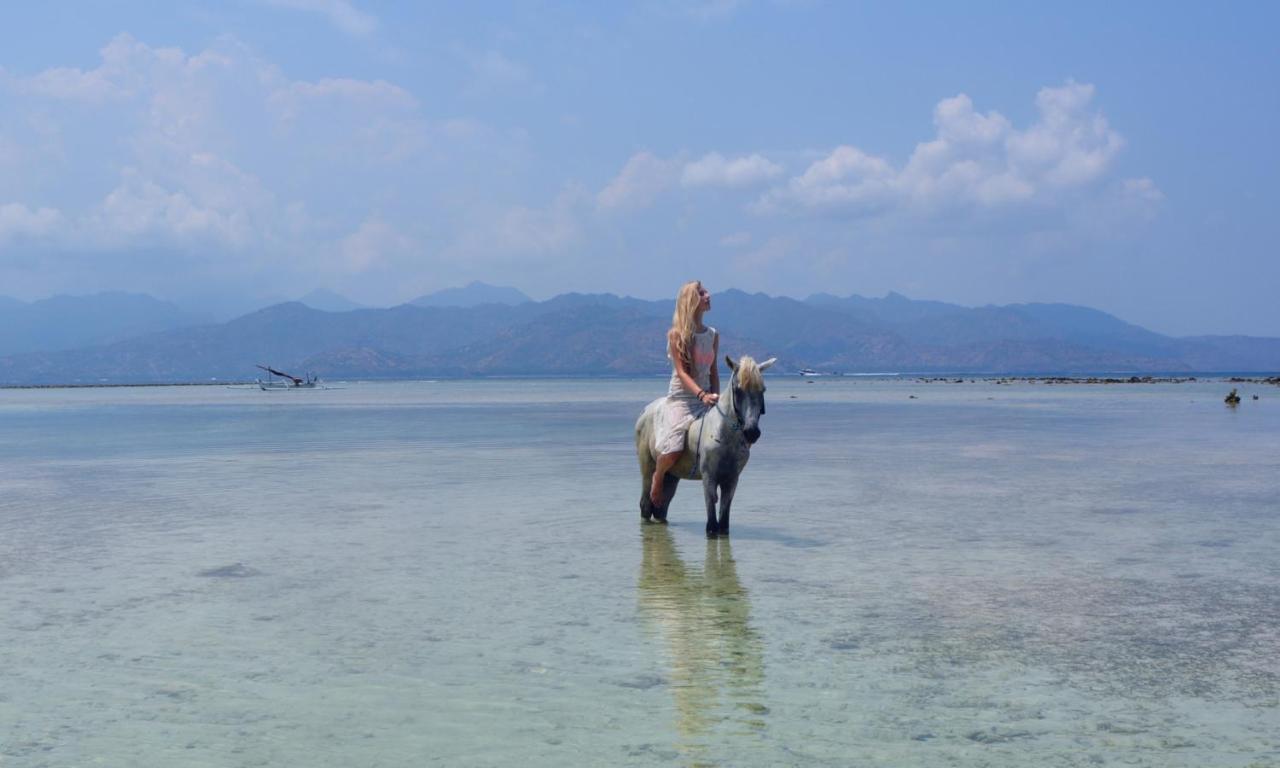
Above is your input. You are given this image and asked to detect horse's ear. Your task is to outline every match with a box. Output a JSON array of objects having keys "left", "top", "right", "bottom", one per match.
[
  {"left": 759, "top": 357, "right": 777, "bottom": 371},
  {"left": 725, "top": 355, "right": 737, "bottom": 372}
]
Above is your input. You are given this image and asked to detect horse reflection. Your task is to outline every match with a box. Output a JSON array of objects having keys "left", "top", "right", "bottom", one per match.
[{"left": 637, "top": 526, "right": 766, "bottom": 758}]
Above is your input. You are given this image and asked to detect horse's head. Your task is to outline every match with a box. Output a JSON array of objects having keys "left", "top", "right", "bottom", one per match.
[{"left": 725, "top": 355, "right": 776, "bottom": 445}]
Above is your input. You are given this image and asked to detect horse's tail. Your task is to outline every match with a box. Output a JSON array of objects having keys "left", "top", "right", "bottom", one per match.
[{"left": 635, "top": 398, "right": 662, "bottom": 462}]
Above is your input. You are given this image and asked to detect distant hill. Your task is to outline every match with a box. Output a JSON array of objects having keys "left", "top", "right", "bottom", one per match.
[
  {"left": 177, "top": 293, "right": 289, "bottom": 323},
  {"left": 1, "top": 291, "right": 1277, "bottom": 385},
  {"left": 409, "top": 281, "right": 532, "bottom": 308},
  {"left": 0, "top": 295, "right": 26, "bottom": 311},
  {"left": 807, "top": 291, "right": 959, "bottom": 326},
  {"left": 0, "top": 292, "right": 208, "bottom": 357},
  {"left": 297, "top": 289, "right": 364, "bottom": 312}
]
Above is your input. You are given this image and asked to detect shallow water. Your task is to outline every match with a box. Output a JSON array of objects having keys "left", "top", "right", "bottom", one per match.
[{"left": 1, "top": 378, "right": 1277, "bottom": 766}]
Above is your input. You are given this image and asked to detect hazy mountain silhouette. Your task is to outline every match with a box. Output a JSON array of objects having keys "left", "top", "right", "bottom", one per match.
[
  {"left": 297, "top": 289, "right": 364, "bottom": 312},
  {"left": 0, "top": 292, "right": 208, "bottom": 358},
  {"left": 1, "top": 291, "right": 1276, "bottom": 385},
  {"left": 174, "top": 292, "right": 289, "bottom": 323},
  {"left": 409, "top": 281, "right": 532, "bottom": 308}
]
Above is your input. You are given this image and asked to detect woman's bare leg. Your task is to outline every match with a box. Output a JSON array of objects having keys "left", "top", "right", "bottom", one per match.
[{"left": 651, "top": 450, "right": 682, "bottom": 505}]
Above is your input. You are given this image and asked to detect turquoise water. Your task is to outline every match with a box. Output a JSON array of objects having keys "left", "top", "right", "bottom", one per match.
[{"left": 1, "top": 378, "right": 1277, "bottom": 766}]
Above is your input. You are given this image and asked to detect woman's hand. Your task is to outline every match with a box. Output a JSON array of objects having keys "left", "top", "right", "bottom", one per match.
[{"left": 699, "top": 390, "right": 719, "bottom": 406}]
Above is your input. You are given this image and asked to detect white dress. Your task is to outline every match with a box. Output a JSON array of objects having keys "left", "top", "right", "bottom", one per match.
[{"left": 653, "top": 326, "right": 717, "bottom": 455}]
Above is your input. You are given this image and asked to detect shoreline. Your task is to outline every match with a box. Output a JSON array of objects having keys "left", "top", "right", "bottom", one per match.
[{"left": 3, "top": 374, "right": 1279, "bottom": 392}]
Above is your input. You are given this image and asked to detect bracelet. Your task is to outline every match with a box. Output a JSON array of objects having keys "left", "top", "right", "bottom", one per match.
[{"left": 696, "top": 389, "right": 705, "bottom": 399}]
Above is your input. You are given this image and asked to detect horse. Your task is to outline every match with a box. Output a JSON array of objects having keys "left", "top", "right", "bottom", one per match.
[{"left": 635, "top": 355, "right": 775, "bottom": 537}]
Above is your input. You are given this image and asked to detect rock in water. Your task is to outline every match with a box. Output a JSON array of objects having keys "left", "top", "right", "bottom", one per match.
[{"left": 197, "top": 563, "right": 261, "bottom": 578}]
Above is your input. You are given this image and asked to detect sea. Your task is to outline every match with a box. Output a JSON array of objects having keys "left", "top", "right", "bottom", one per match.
[{"left": 1, "top": 377, "right": 1277, "bottom": 767}]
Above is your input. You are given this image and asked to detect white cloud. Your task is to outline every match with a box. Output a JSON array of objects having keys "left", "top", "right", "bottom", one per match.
[
  {"left": 596, "top": 152, "right": 680, "bottom": 211},
  {"left": 1006, "top": 83, "right": 1124, "bottom": 188},
  {"left": 733, "top": 235, "right": 797, "bottom": 271},
  {"left": 682, "top": 152, "right": 783, "bottom": 188},
  {"left": 274, "top": 77, "right": 417, "bottom": 114},
  {"left": 263, "top": 0, "right": 378, "bottom": 38},
  {"left": 89, "top": 155, "right": 276, "bottom": 249},
  {"left": 340, "top": 215, "right": 415, "bottom": 272},
  {"left": 5, "top": 35, "right": 165, "bottom": 103},
  {"left": 1102, "top": 177, "right": 1164, "bottom": 224},
  {"left": 96, "top": 176, "right": 233, "bottom": 243},
  {"left": 756, "top": 145, "right": 895, "bottom": 213},
  {"left": 268, "top": 75, "right": 427, "bottom": 161},
  {"left": 0, "top": 34, "right": 441, "bottom": 261},
  {"left": 435, "top": 186, "right": 587, "bottom": 282},
  {"left": 0, "top": 202, "right": 62, "bottom": 244},
  {"left": 759, "top": 82, "right": 1147, "bottom": 217},
  {"left": 496, "top": 186, "right": 586, "bottom": 253},
  {"left": 1121, "top": 177, "right": 1163, "bottom": 204}
]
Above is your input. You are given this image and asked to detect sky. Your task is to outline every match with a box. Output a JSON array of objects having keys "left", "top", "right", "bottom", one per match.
[{"left": 0, "top": 1, "right": 1276, "bottom": 335}]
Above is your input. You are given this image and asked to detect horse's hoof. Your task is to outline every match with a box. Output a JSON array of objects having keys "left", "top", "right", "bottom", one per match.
[{"left": 718, "top": 526, "right": 730, "bottom": 536}]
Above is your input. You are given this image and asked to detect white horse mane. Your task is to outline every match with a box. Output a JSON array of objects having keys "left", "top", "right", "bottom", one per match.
[{"left": 736, "top": 356, "right": 764, "bottom": 391}]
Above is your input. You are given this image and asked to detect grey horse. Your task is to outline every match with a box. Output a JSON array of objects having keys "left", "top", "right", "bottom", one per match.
[{"left": 635, "top": 355, "right": 775, "bottom": 537}]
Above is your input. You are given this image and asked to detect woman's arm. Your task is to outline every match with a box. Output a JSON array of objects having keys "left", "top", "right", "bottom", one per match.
[
  {"left": 709, "top": 331, "right": 720, "bottom": 395},
  {"left": 669, "top": 330, "right": 717, "bottom": 404}
]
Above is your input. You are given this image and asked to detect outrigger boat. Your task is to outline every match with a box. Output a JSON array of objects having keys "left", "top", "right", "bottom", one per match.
[{"left": 256, "top": 364, "right": 319, "bottom": 390}]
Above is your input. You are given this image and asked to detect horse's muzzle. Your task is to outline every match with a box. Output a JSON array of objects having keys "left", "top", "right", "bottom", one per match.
[{"left": 744, "top": 426, "right": 761, "bottom": 444}]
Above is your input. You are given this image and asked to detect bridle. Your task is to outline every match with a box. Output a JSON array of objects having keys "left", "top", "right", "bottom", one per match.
[
  {"left": 715, "top": 378, "right": 743, "bottom": 433},
  {"left": 688, "top": 375, "right": 742, "bottom": 479}
]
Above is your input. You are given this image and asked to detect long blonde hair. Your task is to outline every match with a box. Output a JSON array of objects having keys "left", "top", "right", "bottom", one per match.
[{"left": 669, "top": 280, "right": 704, "bottom": 369}]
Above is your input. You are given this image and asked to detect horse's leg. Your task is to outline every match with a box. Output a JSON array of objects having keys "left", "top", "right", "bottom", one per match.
[
  {"left": 703, "top": 474, "right": 720, "bottom": 538},
  {"left": 638, "top": 449, "right": 656, "bottom": 521},
  {"left": 717, "top": 475, "right": 740, "bottom": 536},
  {"left": 655, "top": 475, "right": 678, "bottom": 522}
]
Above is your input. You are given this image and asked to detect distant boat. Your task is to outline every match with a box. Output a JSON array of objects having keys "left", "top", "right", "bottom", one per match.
[
  {"left": 256, "top": 364, "right": 319, "bottom": 390},
  {"left": 798, "top": 368, "right": 823, "bottom": 377}
]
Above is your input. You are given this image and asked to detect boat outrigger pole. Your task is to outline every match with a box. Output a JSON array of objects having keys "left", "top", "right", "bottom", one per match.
[{"left": 256, "top": 364, "right": 303, "bottom": 386}]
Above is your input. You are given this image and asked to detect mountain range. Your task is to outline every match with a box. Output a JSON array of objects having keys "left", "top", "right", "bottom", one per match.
[
  {"left": 0, "top": 292, "right": 209, "bottom": 357},
  {"left": 0, "top": 286, "right": 1276, "bottom": 385}
]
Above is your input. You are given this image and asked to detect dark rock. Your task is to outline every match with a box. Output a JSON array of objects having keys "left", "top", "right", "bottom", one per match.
[
  {"left": 966, "top": 727, "right": 1034, "bottom": 744},
  {"left": 614, "top": 673, "right": 665, "bottom": 690},
  {"left": 197, "top": 563, "right": 261, "bottom": 578}
]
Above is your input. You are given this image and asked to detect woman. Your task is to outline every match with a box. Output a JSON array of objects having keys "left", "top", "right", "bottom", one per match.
[{"left": 650, "top": 280, "right": 719, "bottom": 505}]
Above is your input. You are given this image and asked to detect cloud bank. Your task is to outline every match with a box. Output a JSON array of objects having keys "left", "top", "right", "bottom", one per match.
[
  {"left": 682, "top": 152, "right": 784, "bottom": 188},
  {"left": 0, "top": 35, "right": 434, "bottom": 276},
  {"left": 0, "top": 31, "right": 1159, "bottom": 308},
  {"left": 757, "top": 82, "right": 1144, "bottom": 215}
]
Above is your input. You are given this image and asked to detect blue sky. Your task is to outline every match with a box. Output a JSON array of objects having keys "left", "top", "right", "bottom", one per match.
[{"left": 0, "top": 1, "right": 1276, "bottom": 335}]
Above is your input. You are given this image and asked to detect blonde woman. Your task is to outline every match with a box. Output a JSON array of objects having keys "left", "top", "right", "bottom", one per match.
[{"left": 650, "top": 280, "right": 719, "bottom": 506}]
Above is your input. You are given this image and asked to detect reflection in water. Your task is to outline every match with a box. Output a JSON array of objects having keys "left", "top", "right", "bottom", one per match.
[{"left": 638, "top": 526, "right": 766, "bottom": 763}]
